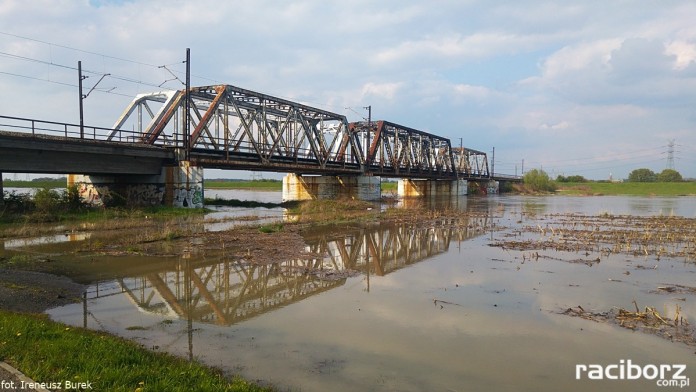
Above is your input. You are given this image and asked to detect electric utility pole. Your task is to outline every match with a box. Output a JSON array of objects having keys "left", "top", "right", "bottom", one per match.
[
  {"left": 78, "top": 61, "right": 109, "bottom": 139},
  {"left": 364, "top": 105, "right": 371, "bottom": 164},
  {"left": 184, "top": 48, "right": 191, "bottom": 160},
  {"left": 78, "top": 61, "right": 85, "bottom": 138}
]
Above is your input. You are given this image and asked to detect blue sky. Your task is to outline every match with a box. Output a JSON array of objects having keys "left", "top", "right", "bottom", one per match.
[{"left": 1, "top": 0, "right": 695, "bottom": 180}]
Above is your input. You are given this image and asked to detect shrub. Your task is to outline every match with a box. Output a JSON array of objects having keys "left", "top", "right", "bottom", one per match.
[
  {"left": 1, "top": 191, "right": 34, "bottom": 214},
  {"left": 523, "top": 169, "right": 557, "bottom": 192},
  {"left": 556, "top": 175, "right": 587, "bottom": 183},
  {"left": 628, "top": 168, "right": 657, "bottom": 182},
  {"left": 62, "top": 184, "right": 87, "bottom": 211},
  {"left": 657, "top": 169, "right": 682, "bottom": 182},
  {"left": 33, "top": 187, "right": 61, "bottom": 213}
]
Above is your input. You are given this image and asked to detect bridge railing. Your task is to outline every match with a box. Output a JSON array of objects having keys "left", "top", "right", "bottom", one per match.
[{"left": 0, "top": 115, "right": 144, "bottom": 143}]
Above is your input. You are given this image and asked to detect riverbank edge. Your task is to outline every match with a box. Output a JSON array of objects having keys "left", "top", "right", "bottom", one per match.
[
  {"left": 0, "top": 269, "right": 272, "bottom": 391},
  {"left": 0, "top": 310, "right": 272, "bottom": 392}
]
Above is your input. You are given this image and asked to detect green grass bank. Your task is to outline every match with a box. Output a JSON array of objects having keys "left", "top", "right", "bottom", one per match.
[
  {"left": 0, "top": 311, "right": 270, "bottom": 392},
  {"left": 557, "top": 181, "right": 696, "bottom": 196}
]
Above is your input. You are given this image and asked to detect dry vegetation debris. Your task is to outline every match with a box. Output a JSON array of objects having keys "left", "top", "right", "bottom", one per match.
[
  {"left": 561, "top": 301, "right": 695, "bottom": 348},
  {"left": 492, "top": 213, "right": 696, "bottom": 261}
]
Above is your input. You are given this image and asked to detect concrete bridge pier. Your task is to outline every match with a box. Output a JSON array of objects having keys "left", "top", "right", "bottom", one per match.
[
  {"left": 68, "top": 161, "right": 204, "bottom": 208},
  {"left": 487, "top": 180, "right": 500, "bottom": 194},
  {"left": 282, "top": 173, "right": 381, "bottom": 202},
  {"left": 397, "top": 179, "right": 467, "bottom": 198}
]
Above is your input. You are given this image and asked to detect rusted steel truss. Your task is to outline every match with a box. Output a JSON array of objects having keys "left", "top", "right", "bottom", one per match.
[
  {"left": 349, "top": 120, "right": 459, "bottom": 179},
  {"left": 110, "top": 84, "right": 363, "bottom": 174},
  {"left": 453, "top": 147, "right": 490, "bottom": 178},
  {"left": 109, "top": 84, "right": 491, "bottom": 179}
]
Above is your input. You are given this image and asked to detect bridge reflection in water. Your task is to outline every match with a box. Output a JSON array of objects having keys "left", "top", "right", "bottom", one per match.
[{"left": 92, "top": 216, "right": 490, "bottom": 327}]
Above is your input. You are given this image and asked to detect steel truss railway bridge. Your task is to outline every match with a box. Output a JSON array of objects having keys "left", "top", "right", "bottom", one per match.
[{"left": 0, "top": 84, "right": 519, "bottom": 206}]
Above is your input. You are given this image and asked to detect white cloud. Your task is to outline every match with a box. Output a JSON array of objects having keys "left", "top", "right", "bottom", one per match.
[
  {"left": 452, "top": 83, "right": 493, "bottom": 100},
  {"left": 665, "top": 40, "right": 696, "bottom": 70},
  {"left": 372, "top": 31, "right": 548, "bottom": 68},
  {"left": 539, "top": 121, "right": 570, "bottom": 131},
  {"left": 360, "top": 82, "right": 402, "bottom": 100},
  {"left": 539, "top": 39, "right": 619, "bottom": 80}
]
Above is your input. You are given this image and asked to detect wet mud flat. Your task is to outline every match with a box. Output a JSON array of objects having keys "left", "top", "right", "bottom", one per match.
[
  {"left": 0, "top": 268, "right": 84, "bottom": 312},
  {"left": 491, "top": 212, "right": 696, "bottom": 349}
]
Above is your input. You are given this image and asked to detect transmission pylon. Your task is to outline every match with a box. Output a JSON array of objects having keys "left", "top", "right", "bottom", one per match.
[{"left": 667, "top": 139, "right": 675, "bottom": 170}]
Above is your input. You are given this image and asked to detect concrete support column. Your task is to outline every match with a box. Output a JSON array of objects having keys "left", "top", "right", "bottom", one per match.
[
  {"left": 397, "top": 179, "right": 467, "bottom": 198},
  {"left": 282, "top": 174, "right": 381, "bottom": 202},
  {"left": 486, "top": 180, "right": 500, "bottom": 194},
  {"left": 0, "top": 172, "right": 4, "bottom": 206},
  {"left": 68, "top": 161, "right": 204, "bottom": 208},
  {"left": 163, "top": 161, "right": 204, "bottom": 208}
]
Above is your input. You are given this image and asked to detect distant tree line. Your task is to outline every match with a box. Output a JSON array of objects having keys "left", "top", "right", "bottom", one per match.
[
  {"left": 556, "top": 175, "right": 587, "bottom": 183},
  {"left": 628, "top": 168, "right": 682, "bottom": 182},
  {"left": 553, "top": 169, "right": 685, "bottom": 183},
  {"left": 522, "top": 168, "right": 687, "bottom": 193},
  {"left": 33, "top": 176, "right": 67, "bottom": 182}
]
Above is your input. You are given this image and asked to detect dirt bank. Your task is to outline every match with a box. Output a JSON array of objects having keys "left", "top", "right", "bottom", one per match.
[{"left": 0, "top": 268, "right": 84, "bottom": 313}]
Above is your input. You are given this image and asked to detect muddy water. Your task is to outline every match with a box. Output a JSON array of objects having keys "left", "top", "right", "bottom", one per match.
[
  {"left": 10, "top": 195, "right": 696, "bottom": 391},
  {"left": 205, "top": 189, "right": 284, "bottom": 232}
]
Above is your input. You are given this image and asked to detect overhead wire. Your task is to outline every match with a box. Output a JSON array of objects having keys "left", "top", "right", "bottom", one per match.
[
  {"left": 495, "top": 141, "right": 692, "bottom": 177},
  {"left": 0, "top": 30, "right": 354, "bottom": 112},
  {"left": 0, "top": 48, "right": 179, "bottom": 97},
  {"left": 0, "top": 70, "right": 77, "bottom": 89},
  {"left": 0, "top": 31, "right": 160, "bottom": 68}
]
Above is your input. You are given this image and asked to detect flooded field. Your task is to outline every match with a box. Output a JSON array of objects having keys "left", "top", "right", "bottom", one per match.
[{"left": 3, "top": 193, "right": 696, "bottom": 391}]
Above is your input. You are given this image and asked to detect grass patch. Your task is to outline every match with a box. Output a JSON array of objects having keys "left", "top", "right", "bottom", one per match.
[
  {"left": 557, "top": 182, "right": 696, "bottom": 196},
  {"left": 258, "top": 223, "right": 284, "bottom": 233},
  {"left": 1, "top": 282, "right": 28, "bottom": 290},
  {"left": 287, "top": 199, "right": 378, "bottom": 224},
  {"left": 124, "top": 326, "right": 149, "bottom": 331},
  {"left": 381, "top": 182, "right": 397, "bottom": 192},
  {"left": 2, "top": 179, "right": 66, "bottom": 189},
  {"left": 2, "top": 255, "right": 35, "bottom": 267},
  {"left": 0, "top": 311, "right": 270, "bottom": 392},
  {"left": 0, "top": 205, "right": 206, "bottom": 230}
]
